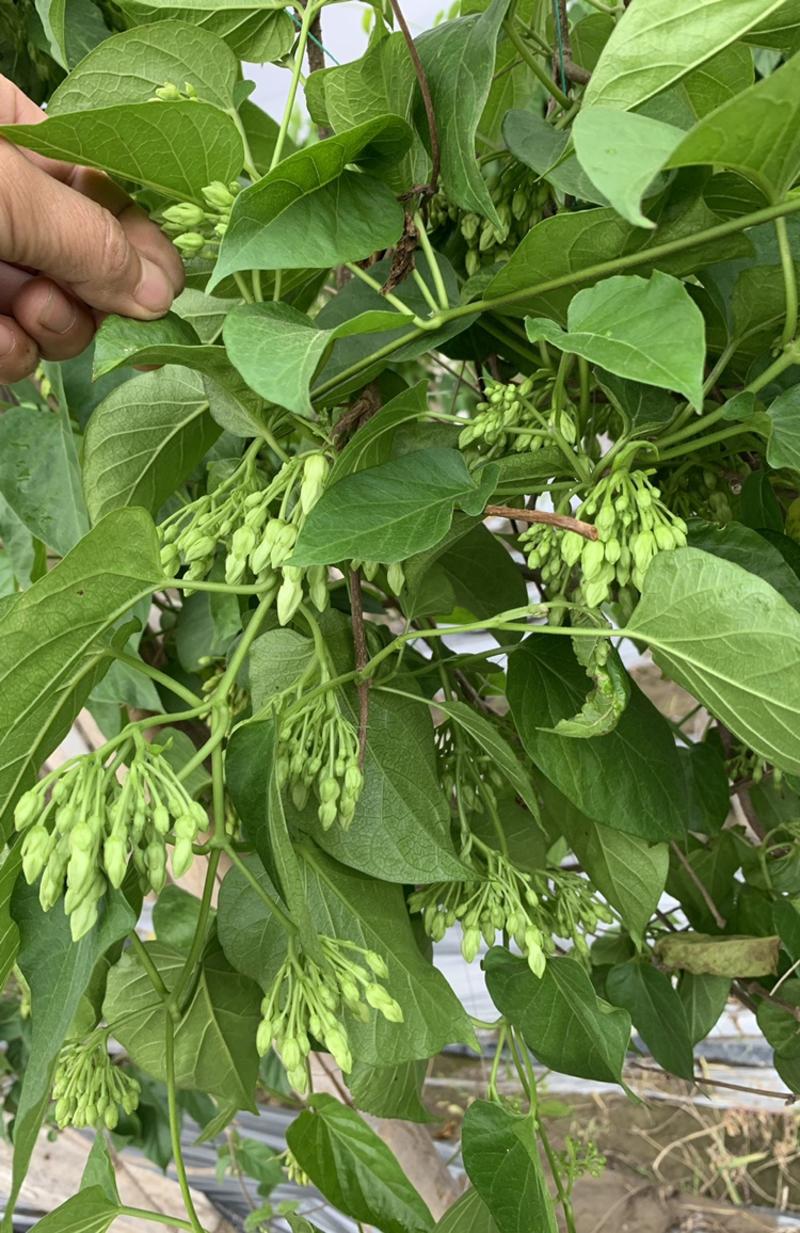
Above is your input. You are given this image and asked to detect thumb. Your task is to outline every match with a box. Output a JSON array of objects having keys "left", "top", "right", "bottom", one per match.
[{"left": 0, "top": 138, "right": 182, "bottom": 318}]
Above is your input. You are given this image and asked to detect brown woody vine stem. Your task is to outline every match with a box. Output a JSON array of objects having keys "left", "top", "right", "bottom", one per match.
[
  {"left": 388, "top": 0, "right": 441, "bottom": 195},
  {"left": 669, "top": 841, "right": 727, "bottom": 929},
  {"left": 485, "top": 504, "right": 598, "bottom": 539}
]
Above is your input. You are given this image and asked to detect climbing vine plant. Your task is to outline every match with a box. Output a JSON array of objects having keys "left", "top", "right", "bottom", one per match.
[{"left": 3, "top": 0, "right": 800, "bottom": 1229}]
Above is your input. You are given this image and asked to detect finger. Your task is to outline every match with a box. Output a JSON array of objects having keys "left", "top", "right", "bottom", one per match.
[
  {"left": 0, "top": 140, "right": 179, "bottom": 319},
  {"left": 0, "top": 314, "right": 38, "bottom": 384},
  {"left": 0, "top": 74, "right": 75, "bottom": 181},
  {"left": 12, "top": 276, "right": 96, "bottom": 362},
  {"left": 0, "top": 260, "right": 33, "bottom": 313}
]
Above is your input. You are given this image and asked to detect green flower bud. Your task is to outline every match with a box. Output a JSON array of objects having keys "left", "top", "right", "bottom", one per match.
[
  {"left": 152, "top": 803, "right": 170, "bottom": 836},
  {"left": 173, "top": 231, "right": 206, "bottom": 256},
  {"left": 308, "top": 564, "right": 329, "bottom": 612},
  {"left": 277, "top": 570, "right": 304, "bottom": 626},
  {"left": 225, "top": 552, "right": 247, "bottom": 586},
  {"left": 653, "top": 522, "right": 675, "bottom": 550},
  {"left": 173, "top": 838, "right": 194, "bottom": 879},
  {"left": 256, "top": 1019, "right": 274, "bottom": 1056},
  {"left": 162, "top": 202, "right": 205, "bottom": 229},
  {"left": 324, "top": 1026, "right": 353, "bottom": 1073},
  {"left": 581, "top": 538, "right": 605, "bottom": 580},
  {"left": 631, "top": 530, "right": 656, "bottom": 575},
  {"left": 153, "top": 82, "right": 182, "bottom": 101},
  {"left": 145, "top": 841, "right": 167, "bottom": 893},
  {"left": 202, "top": 180, "right": 236, "bottom": 211},
  {"left": 14, "top": 788, "right": 41, "bottom": 831},
  {"left": 288, "top": 1065, "right": 309, "bottom": 1094},
  {"left": 300, "top": 453, "right": 330, "bottom": 514},
  {"left": 281, "top": 1037, "right": 302, "bottom": 1070},
  {"left": 461, "top": 926, "right": 482, "bottom": 964},
  {"left": 21, "top": 826, "right": 50, "bottom": 883},
  {"left": 183, "top": 533, "right": 216, "bottom": 563},
  {"left": 365, "top": 983, "right": 403, "bottom": 1023},
  {"left": 604, "top": 536, "right": 622, "bottom": 564},
  {"left": 386, "top": 562, "right": 405, "bottom": 595},
  {"left": 70, "top": 896, "right": 99, "bottom": 941},
  {"left": 365, "top": 950, "right": 388, "bottom": 978},
  {"left": 560, "top": 531, "right": 583, "bottom": 568},
  {"left": 318, "top": 800, "right": 338, "bottom": 830},
  {"left": 232, "top": 524, "right": 257, "bottom": 557},
  {"left": 461, "top": 213, "right": 480, "bottom": 241},
  {"left": 584, "top": 577, "right": 611, "bottom": 609},
  {"left": 103, "top": 835, "right": 128, "bottom": 889}
]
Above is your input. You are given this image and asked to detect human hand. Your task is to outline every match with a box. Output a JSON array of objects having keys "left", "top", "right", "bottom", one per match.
[{"left": 0, "top": 74, "right": 184, "bottom": 384}]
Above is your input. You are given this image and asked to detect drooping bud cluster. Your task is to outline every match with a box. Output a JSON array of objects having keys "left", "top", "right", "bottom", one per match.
[
  {"left": 256, "top": 937, "right": 402, "bottom": 1092},
  {"left": 669, "top": 465, "right": 734, "bottom": 525},
  {"left": 284, "top": 1150, "right": 311, "bottom": 1186},
  {"left": 358, "top": 559, "right": 406, "bottom": 596},
  {"left": 276, "top": 687, "right": 363, "bottom": 830},
  {"left": 52, "top": 1038, "right": 141, "bottom": 1130},
  {"left": 159, "top": 450, "right": 331, "bottom": 625},
  {"left": 520, "top": 470, "right": 688, "bottom": 608},
  {"left": 435, "top": 720, "right": 506, "bottom": 822},
  {"left": 459, "top": 375, "right": 576, "bottom": 456},
  {"left": 409, "top": 843, "right": 613, "bottom": 971},
  {"left": 15, "top": 733, "right": 205, "bottom": 939},
  {"left": 149, "top": 79, "right": 199, "bottom": 103},
  {"left": 727, "top": 742, "right": 782, "bottom": 789},
  {"left": 430, "top": 167, "right": 551, "bottom": 275},
  {"left": 161, "top": 180, "right": 241, "bottom": 261}
]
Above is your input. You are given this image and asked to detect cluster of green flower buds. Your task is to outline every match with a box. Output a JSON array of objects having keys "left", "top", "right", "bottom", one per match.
[
  {"left": 430, "top": 167, "right": 551, "bottom": 275},
  {"left": 410, "top": 844, "right": 613, "bottom": 970},
  {"left": 727, "top": 743, "right": 782, "bottom": 789},
  {"left": 15, "top": 733, "right": 205, "bottom": 939},
  {"left": 149, "top": 79, "right": 199, "bottom": 103},
  {"left": 276, "top": 687, "right": 363, "bottom": 830},
  {"left": 521, "top": 470, "right": 688, "bottom": 608},
  {"left": 52, "top": 1038, "right": 140, "bottom": 1131},
  {"left": 459, "top": 375, "right": 576, "bottom": 457},
  {"left": 159, "top": 450, "right": 331, "bottom": 625},
  {"left": 284, "top": 1150, "right": 311, "bottom": 1187},
  {"left": 357, "top": 559, "right": 406, "bottom": 596},
  {"left": 256, "top": 936, "right": 402, "bottom": 1092},
  {"left": 435, "top": 720, "right": 506, "bottom": 823},
  {"left": 670, "top": 465, "right": 734, "bottom": 525},
  {"left": 161, "top": 180, "right": 241, "bottom": 260}
]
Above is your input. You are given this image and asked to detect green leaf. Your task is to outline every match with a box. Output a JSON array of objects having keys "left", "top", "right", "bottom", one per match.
[
  {"left": 102, "top": 936, "right": 261, "bottom": 1108},
  {"left": 640, "top": 42, "right": 755, "bottom": 129},
  {"left": 525, "top": 271, "right": 706, "bottom": 409},
  {"left": 173, "top": 287, "right": 240, "bottom": 344},
  {"left": 572, "top": 109, "right": 683, "bottom": 228},
  {"left": 655, "top": 932, "right": 780, "bottom": 977},
  {"left": 767, "top": 384, "right": 800, "bottom": 474},
  {"left": 307, "top": 687, "right": 467, "bottom": 885},
  {"left": 756, "top": 978, "right": 800, "bottom": 1057},
  {"left": 114, "top": 0, "right": 294, "bottom": 61},
  {"left": 82, "top": 367, "right": 219, "bottom": 523},
  {"left": 347, "top": 1059, "right": 431, "bottom": 1123},
  {"left": 461, "top": 1100, "right": 556, "bottom": 1233},
  {"left": 584, "top": 0, "right": 789, "bottom": 112},
  {"left": 306, "top": 33, "right": 429, "bottom": 193},
  {"left": 435, "top": 1190, "right": 497, "bottom": 1233},
  {"left": 414, "top": 0, "right": 512, "bottom": 227},
  {"left": 27, "top": 1188, "right": 119, "bottom": 1233},
  {"left": 9, "top": 883, "right": 136, "bottom": 1225},
  {"left": 211, "top": 117, "right": 410, "bottom": 287},
  {"left": 508, "top": 635, "right": 686, "bottom": 843},
  {"left": 217, "top": 851, "right": 477, "bottom": 1066},
  {"left": 605, "top": 960, "right": 694, "bottom": 1080},
  {"left": 403, "top": 523, "right": 528, "bottom": 623},
  {"left": 627, "top": 547, "right": 800, "bottom": 775},
  {"left": 292, "top": 449, "right": 492, "bottom": 566},
  {"left": 687, "top": 520, "right": 800, "bottom": 611},
  {"left": 502, "top": 109, "right": 606, "bottom": 205},
  {"left": 554, "top": 789, "right": 667, "bottom": 945},
  {"left": 677, "top": 972, "right": 731, "bottom": 1045},
  {"left": 224, "top": 720, "right": 319, "bottom": 948},
  {"left": 248, "top": 627, "right": 315, "bottom": 711},
  {"left": 667, "top": 52, "right": 800, "bottom": 201},
  {"left": 485, "top": 194, "right": 751, "bottom": 321},
  {"left": 0, "top": 102, "right": 243, "bottom": 201},
  {"left": 329, "top": 382, "right": 430, "bottom": 482},
  {"left": 484, "top": 949, "right": 630, "bottom": 1084},
  {"left": 152, "top": 884, "right": 209, "bottom": 952},
  {"left": 223, "top": 302, "right": 411, "bottom": 416},
  {"left": 48, "top": 21, "right": 239, "bottom": 113},
  {"left": 80, "top": 1135, "right": 120, "bottom": 1204},
  {"left": 286, "top": 1094, "right": 433, "bottom": 1233},
  {"left": 0, "top": 849, "right": 21, "bottom": 990},
  {"left": 0, "top": 404, "right": 89, "bottom": 556},
  {"left": 542, "top": 642, "right": 630, "bottom": 740},
  {"left": 0, "top": 509, "right": 162, "bottom": 837},
  {"left": 92, "top": 311, "right": 201, "bottom": 378}
]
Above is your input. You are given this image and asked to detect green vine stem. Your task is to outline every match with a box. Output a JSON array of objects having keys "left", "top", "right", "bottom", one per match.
[{"left": 165, "top": 1016, "right": 208, "bottom": 1233}]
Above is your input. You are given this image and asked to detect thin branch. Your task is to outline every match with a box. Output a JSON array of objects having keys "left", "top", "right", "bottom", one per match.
[
  {"left": 485, "top": 504, "right": 598, "bottom": 540},
  {"left": 349, "top": 569, "right": 370, "bottom": 769},
  {"left": 669, "top": 841, "right": 727, "bottom": 929},
  {"left": 387, "top": 0, "right": 440, "bottom": 194},
  {"left": 554, "top": 0, "right": 591, "bottom": 85},
  {"left": 630, "top": 1062, "right": 798, "bottom": 1105}
]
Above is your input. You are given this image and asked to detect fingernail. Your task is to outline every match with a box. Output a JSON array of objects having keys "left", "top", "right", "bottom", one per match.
[
  {"left": 134, "top": 257, "right": 174, "bottom": 315},
  {"left": 0, "top": 323, "right": 16, "bottom": 358},
  {"left": 40, "top": 286, "right": 77, "bottom": 335}
]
